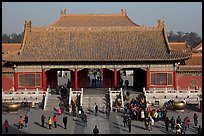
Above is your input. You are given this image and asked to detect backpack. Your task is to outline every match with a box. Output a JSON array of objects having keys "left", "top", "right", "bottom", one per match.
[{"left": 176, "top": 124, "right": 180, "bottom": 129}]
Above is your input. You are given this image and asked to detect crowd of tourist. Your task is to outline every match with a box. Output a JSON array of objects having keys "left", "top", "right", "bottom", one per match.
[{"left": 121, "top": 92, "right": 201, "bottom": 134}]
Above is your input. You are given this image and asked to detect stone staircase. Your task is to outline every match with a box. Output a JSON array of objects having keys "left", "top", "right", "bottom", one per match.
[
  {"left": 82, "top": 88, "right": 110, "bottom": 113},
  {"left": 45, "top": 94, "right": 61, "bottom": 111}
]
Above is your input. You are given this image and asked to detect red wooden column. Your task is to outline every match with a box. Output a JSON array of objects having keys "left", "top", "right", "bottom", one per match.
[
  {"left": 42, "top": 69, "right": 47, "bottom": 91},
  {"left": 146, "top": 68, "right": 150, "bottom": 90},
  {"left": 114, "top": 68, "right": 117, "bottom": 90},
  {"left": 75, "top": 69, "right": 78, "bottom": 91},
  {"left": 173, "top": 70, "right": 177, "bottom": 90},
  {"left": 14, "top": 72, "right": 18, "bottom": 91}
]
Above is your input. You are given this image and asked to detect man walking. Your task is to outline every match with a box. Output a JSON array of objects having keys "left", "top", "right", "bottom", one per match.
[
  {"left": 170, "top": 116, "right": 176, "bottom": 132},
  {"left": 24, "top": 114, "right": 28, "bottom": 129},
  {"left": 93, "top": 125, "right": 99, "bottom": 134},
  {"left": 105, "top": 107, "right": 110, "bottom": 119},
  {"left": 193, "top": 113, "right": 198, "bottom": 126},
  {"left": 41, "top": 114, "right": 45, "bottom": 127},
  {"left": 95, "top": 103, "right": 98, "bottom": 116},
  {"left": 63, "top": 115, "right": 68, "bottom": 129},
  {"left": 164, "top": 117, "right": 170, "bottom": 132},
  {"left": 176, "top": 116, "right": 182, "bottom": 125},
  {"left": 123, "top": 114, "right": 128, "bottom": 127},
  {"left": 127, "top": 117, "right": 132, "bottom": 132}
]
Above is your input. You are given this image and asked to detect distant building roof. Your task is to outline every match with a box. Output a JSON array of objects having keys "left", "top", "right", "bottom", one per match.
[
  {"left": 169, "top": 42, "right": 190, "bottom": 52},
  {"left": 192, "top": 42, "right": 202, "bottom": 53},
  {"left": 2, "top": 43, "right": 21, "bottom": 73},
  {"left": 50, "top": 9, "right": 139, "bottom": 27},
  {"left": 185, "top": 53, "right": 202, "bottom": 65},
  {"left": 2, "top": 43, "right": 21, "bottom": 54}
]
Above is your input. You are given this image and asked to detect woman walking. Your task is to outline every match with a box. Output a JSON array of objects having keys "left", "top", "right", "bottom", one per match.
[
  {"left": 4, "top": 120, "right": 9, "bottom": 133},
  {"left": 53, "top": 114, "right": 57, "bottom": 128},
  {"left": 18, "top": 116, "right": 24, "bottom": 129},
  {"left": 48, "top": 117, "right": 52, "bottom": 129}
]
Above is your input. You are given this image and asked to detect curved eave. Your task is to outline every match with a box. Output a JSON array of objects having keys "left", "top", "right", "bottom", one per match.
[{"left": 3, "top": 56, "right": 191, "bottom": 63}]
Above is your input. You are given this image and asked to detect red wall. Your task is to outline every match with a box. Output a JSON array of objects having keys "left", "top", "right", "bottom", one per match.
[
  {"left": 177, "top": 75, "right": 202, "bottom": 89},
  {"left": 2, "top": 76, "right": 14, "bottom": 91}
]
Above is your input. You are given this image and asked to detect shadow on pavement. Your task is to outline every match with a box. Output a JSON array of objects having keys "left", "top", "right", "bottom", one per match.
[
  {"left": 34, "top": 121, "right": 49, "bottom": 129},
  {"left": 113, "top": 122, "right": 129, "bottom": 132},
  {"left": 57, "top": 124, "right": 64, "bottom": 129},
  {"left": 132, "top": 124, "right": 144, "bottom": 130},
  {"left": 2, "top": 123, "right": 30, "bottom": 134}
]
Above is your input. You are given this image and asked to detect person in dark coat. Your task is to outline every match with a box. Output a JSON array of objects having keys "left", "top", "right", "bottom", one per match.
[
  {"left": 198, "top": 125, "right": 202, "bottom": 135},
  {"left": 125, "top": 80, "right": 129, "bottom": 89},
  {"left": 41, "top": 114, "right": 45, "bottom": 127},
  {"left": 193, "top": 113, "right": 198, "bottom": 126},
  {"left": 63, "top": 116, "right": 68, "bottom": 129},
  {"left": 105, "top": 107, "right": 110, "bottom": 119},
  {"left": 93, "top": 125, "right": 99, "bottom": 134},
  {"left": 24, "top": 114, "right": 28, "bottom": 129},
  {"left": 95, "top": 103, "right": 98, "bottom": 116},
  {"left": 127, "top": 117, "right": 132, "bottom": 132},
  {"left": 123, "top": 114, "right": 128, "bottom": 127},
  {"left": 170, "top": 116, "right": 176, "bottom": 131},
  {"left": 164, "top": 117, "right": 170, "bottom": 132},
  {"left": 4, "top": 120, "right": 9, "bottom": 134},
  {"left": 176, "top": 116, "right": 182, "bottom": 124}
]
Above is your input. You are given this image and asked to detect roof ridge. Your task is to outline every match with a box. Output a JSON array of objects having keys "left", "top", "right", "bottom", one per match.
[
  {"left": 62, "top": 13, "right": 125, "bottom": 16},
  {"left": 32, "top": 25, "right": 161, "bottom": 31}
]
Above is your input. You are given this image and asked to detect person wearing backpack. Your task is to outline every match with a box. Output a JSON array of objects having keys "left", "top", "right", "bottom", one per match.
[
  {"left": 185, "top": 116, "right": 190, "bottom": 128},
  {"left": 175, "top": 123, "right": 181, "bottom": 134},
  {"left": 149, "top": 115, "right": 154, "bottom": 131}
]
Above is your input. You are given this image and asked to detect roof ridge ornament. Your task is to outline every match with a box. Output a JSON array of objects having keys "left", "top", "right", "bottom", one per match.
[
  {"left": 121, "top": 9, "right": 127, "bottom": 15},
  {"left": 158, "top": 20, "right": 165, "bottom": 28},
  {"left": 24, "top": 20, "right": 32, "bottom": 31},
  {"left": 61, "top": 9, "right": 67, "bottom": 16}
]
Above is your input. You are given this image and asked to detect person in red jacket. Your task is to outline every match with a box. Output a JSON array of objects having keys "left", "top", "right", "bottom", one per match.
[
  {"left": 184, "top": 116, "right": 190, "bottom": 128},
  {"left": 53, "top": 114, "right": 57, "bottom": 128},
  {"left": 4, "top": 120, "right": 9, "bottom": 133}
]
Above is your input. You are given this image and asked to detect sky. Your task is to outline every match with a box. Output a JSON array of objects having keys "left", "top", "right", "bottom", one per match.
[{"left": 2, "top": 2, "right": 202, "bottom": 37}]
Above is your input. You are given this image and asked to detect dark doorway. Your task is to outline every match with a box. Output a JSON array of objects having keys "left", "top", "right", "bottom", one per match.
[
  {"left": 87, "top": 68, "right": 103, "bottom": 88},
  {"left": 133, "top": 68, "right": 146, "bottom": 92}
]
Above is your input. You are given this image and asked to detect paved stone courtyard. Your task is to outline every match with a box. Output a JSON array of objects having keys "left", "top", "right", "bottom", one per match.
[{"left": 2, "top": 105, "right": 202, "bottom": 134}]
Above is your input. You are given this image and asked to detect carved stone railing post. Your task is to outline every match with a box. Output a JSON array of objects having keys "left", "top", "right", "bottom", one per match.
[{"left": 69, "top": 88, "right": 72, "bottom": 112}]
